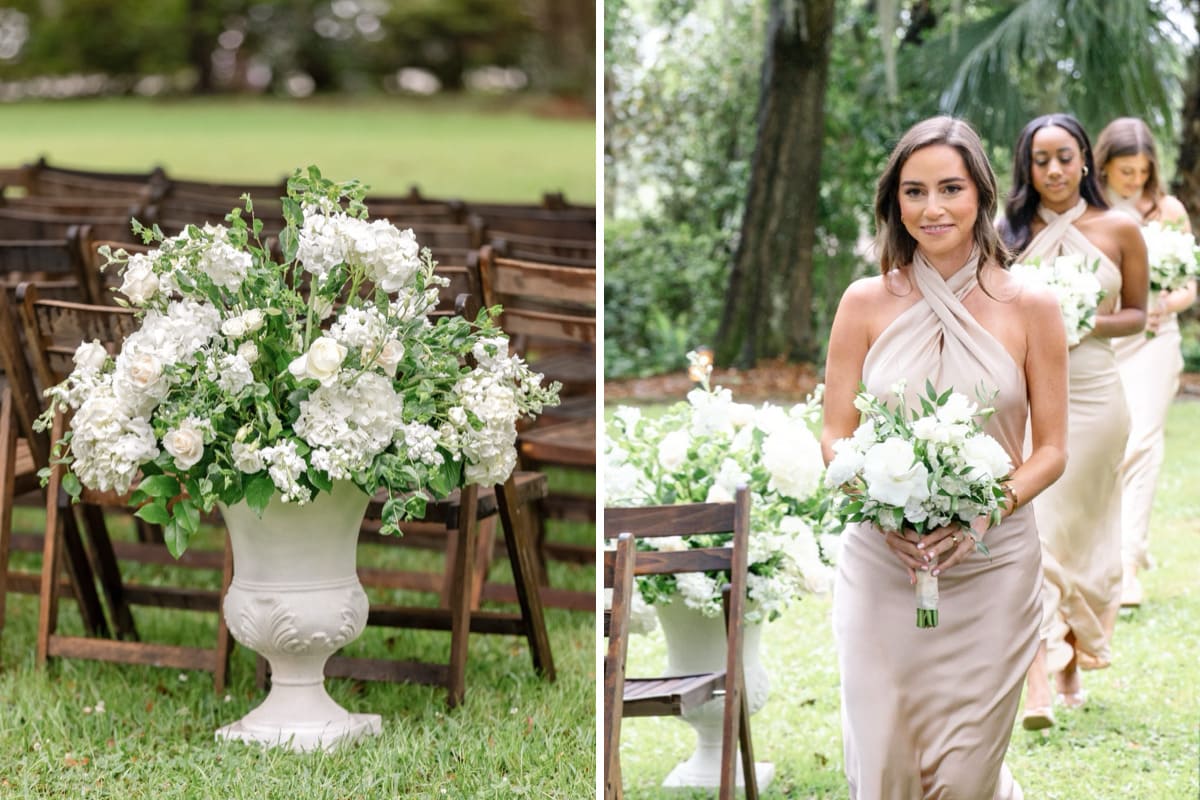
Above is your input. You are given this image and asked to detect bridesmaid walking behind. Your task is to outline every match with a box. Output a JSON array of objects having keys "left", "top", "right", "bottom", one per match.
[
  {"left": 998, "top": 113, "right": 1148, "bottom": 730},
  {"left": 1095, "top": 116, "right": 1198, "bottom": 608}
]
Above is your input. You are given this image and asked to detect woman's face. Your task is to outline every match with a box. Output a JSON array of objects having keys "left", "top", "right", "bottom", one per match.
[
  {"left": 1030, "top": 125, "right": 1085, "bottom": 210},
  {"left": 898, "top": 144, "right": 979, "bottom": 267},
  {"left": 1103, "top": 153, "right": 1151, "bottom": 200}
]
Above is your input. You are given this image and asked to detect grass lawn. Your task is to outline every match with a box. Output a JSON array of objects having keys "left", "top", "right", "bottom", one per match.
[
  {"left": 615, "top": 399, "right": 1200, "bottom": 799},
  {"left": 0, "top": 96, "right": 595, "bottom": 203},
  {"left": 0, "top": 487, "right": 596, "bottom": 798}
]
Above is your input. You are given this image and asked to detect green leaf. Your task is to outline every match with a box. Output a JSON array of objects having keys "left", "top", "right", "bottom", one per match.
[
  {"left": 138, "top": 474, "right": 181, "bottom": 499},
  {"left": 62, "top": 472, "right": 82, "bottom": 499},
  {"left": 308, "top": 469, "right": 333, "bottom": 494},
  {"left": 135, "top": 501, "right": 172, "bottom": 525},
  {"left": 163, "top": 518, "right": 187, "bottom": 559},
  {"left": 245, "top": 474, "right": 275, "bottom": 514}
]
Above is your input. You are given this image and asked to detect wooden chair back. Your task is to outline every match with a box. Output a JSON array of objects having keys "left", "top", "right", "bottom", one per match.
[
  {"left": 467, "top": 209, "right": 595, "bottom": 248},
  {"left": 476, "top": 246, "right": 595, "bottom": 349},
  {"left": 602, "top": 488, "right": 759, "bottom": 800},
  {"left": 0, "top": 206, "right": 136, "bottom": 243},
  {"left": 0, "top": 225, "right": 98, "bottom": 303},
  {"left": 490, "top": 231, "right": 595, "bottom": 269},
  {"left": 16, "top": 160, "right": 164, "bottom": 200},
  {"left": 15, "top": 283, "right": 233, "bottom": 689}
]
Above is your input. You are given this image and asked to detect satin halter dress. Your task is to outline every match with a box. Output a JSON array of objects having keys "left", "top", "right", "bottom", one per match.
[
  {"left": 1108, "top": 194, "right": 1185, "bottom": 573},
  {"left": 832, "top": 252, "right": 1039, "bottom": 799},
  {"left": 1018, "top": 200, "right": 1129, "bottom": 672}
]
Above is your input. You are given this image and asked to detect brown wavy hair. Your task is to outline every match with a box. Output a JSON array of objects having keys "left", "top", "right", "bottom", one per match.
[
  {"left": 1095, "top": 116, "right": 1163, "bottom": 221},
  {"left": 874, "top": 116, "right": 1007, "bottom": 276}
]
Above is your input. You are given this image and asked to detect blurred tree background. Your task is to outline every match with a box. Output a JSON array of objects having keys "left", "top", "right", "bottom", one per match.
[
  {"left": 0, "top": 0, "right": 594, "bottom": 103},
  {"left": 605, "top": 0, "right": 1200, "bottom": 380}
]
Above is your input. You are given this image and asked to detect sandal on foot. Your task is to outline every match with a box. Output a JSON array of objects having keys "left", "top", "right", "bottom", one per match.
[
  {"left": 1022, "top": 706, "right": 1055, "bottom": 730},
  {"left": 1056, "top": 690, "right": 1087, "bottom": 709}
]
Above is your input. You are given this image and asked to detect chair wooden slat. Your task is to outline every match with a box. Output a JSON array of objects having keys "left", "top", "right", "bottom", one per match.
[{"left": 602, "top": 487, "right": 760, "bottom": 800}]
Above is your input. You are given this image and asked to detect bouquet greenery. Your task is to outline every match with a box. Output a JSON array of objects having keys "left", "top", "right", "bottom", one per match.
[
  {"left": 38, "top": 167, "right": 559, "bottom": 557},
  {"left": 1008, "top": 253, "right": 1104, "bottom": 347},
  {"left": 824, "top": 380, "right": 1012, "bottom": 627},
  {"left": 605, "top": 350, "right": 839, "bottom": 623}
]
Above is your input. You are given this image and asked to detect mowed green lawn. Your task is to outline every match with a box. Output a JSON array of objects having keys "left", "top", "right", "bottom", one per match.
[
  {"left": 0, "top": 96, "right": 595, "bottom": 203},
  {"left": 616, "top": 399, "right": 1200, "bottom": 799}
]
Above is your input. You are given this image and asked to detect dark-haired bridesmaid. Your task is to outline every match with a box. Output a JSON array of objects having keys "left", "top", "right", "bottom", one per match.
[{"left": 999, "top": 113, "right": 1148, "bottom": 730}]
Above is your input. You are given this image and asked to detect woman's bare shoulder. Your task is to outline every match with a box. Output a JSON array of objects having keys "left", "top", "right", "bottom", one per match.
[{"left": 1158, "top": 194, "right": 1190, "bottom": 225}]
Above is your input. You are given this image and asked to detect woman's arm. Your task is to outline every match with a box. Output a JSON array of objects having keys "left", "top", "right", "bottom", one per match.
[
  {"left": 820, "top": 279, "right": 874, "bottom": 464},
  {"left": 1092, "top": 214, "right": 1148, "bottom": 338},
  {"left": 1009, "top": 285, "right": 1070, "bottom": 512}
]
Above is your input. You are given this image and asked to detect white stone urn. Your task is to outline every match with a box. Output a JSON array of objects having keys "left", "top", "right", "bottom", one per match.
[
  {"left": 216, "top": 480, "right": 382, "bottom": 752},
  {"left": 655, "top": 597, "right": 775, "bottom": 790}
]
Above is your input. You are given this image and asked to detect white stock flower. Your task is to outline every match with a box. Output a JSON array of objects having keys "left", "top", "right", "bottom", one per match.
[
  {"left": 861, "top": 437, "right": 930, "bottom": 507},
  {"left": 288, "top": 336, "right": 347, "bottom": 386}
]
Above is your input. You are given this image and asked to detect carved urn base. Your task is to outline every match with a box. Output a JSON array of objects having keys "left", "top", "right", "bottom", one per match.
[
  {"left": 655, "top": 597, "right": 776, "bottom": 791},
  {"left": 217, "top": 481, "right": 381, "bottom": 752}
]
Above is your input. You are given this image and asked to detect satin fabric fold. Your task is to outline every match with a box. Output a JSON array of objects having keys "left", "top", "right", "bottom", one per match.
[
  {"left": 833, "top": 252, "right": 1038, "bottom": 799},
  {"left": 1019, "top": 200, "right": 1128, "bottom": 671}
]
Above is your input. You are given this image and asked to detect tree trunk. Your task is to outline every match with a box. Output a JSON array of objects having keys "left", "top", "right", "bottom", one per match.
[
  {"left": 716, "top": 0, "right": 836, "bottom": 367},
  {"left": 1172, "top": 2, "right": 1200, "bottom": 231}
]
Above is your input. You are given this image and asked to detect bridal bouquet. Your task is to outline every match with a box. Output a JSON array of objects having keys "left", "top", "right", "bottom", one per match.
[
  {"left": 824, "top": 380, "right": 1012, "bottom": 627},
  {"left": 37, "top": 167, "right": 559, "bottom": 557},
  {"left": 605, "top": 350, "right": 839, "bottom": 624},
  {"left": 1009, "top": 253, "right": 1104, "bottom": 346},
  {"left": 1142, "top": 220, "right": 1200, "bottom": 293}
]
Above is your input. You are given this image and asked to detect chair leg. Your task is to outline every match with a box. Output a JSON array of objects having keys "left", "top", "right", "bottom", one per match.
[
  {"left": 36, "top": 485, "right": 64, "bottom": 668},
  {"left": 60, "top": 507, "right": 109, "bottom": 638},
  {"left": 79, "top": 503, "right": 138, "bottom": 640},
  {"left": 495, "top": 475, "right": 555, "bottom": 680},
  {"left": 0, "top": 401, "right": 15, "bottom": 659},
  {"left": 739, "top": 688, "right": 759, "bottom": 800},
  {"left": 445, "top": 483, "right": 479, "bottom": 708}
]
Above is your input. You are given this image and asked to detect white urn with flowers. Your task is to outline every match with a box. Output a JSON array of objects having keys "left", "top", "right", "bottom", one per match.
[
  {"left": 38, "top": 167, "right": 559, "bottom": 750},
  {"left": 604, "top": 350, "right": 839, "bottom": 789}
]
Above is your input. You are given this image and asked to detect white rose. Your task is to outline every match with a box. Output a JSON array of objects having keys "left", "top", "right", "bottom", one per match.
[
  {"left": 862, "top": 437, "right": 930, "bottom": 508},
  {"left": 73, "top": 340, "right": 108, "bottom": 371},
  {"left": 237, "top": 341, "right": 259, "bottom": 364},
  {"left": 935, "top": 392, "right": 977, "bottom": 425},
  {"left": 128, "top": 352, "right": 164, "bottom": 392},
  {"left": 372, "top": 339, "right": 405, "bottom": 375},
  {"left": 163, "top": 424, "right": 205, "bottom": 470},
  {"left": 221, "top": 317, "right": 247, "bottom": 338},
  {"left": 959, "top": 434, "right": 1013, "bottom": 484},
  {"left": 288, "top": 336, "right": 347, "bottom": 386},
  {"left": 119, "top": 253, "right": 159, "bottom": 305},
  {"left": 657, "top": 429, "right": 690, "bottom": 472},
  {"left": 241, "top": 309, "right": 265, "bottom": 333}
]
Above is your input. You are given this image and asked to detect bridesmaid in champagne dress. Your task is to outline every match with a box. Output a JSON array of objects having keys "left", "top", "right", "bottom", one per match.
[
  {"left": 1095, "top": 117, "right": 1198, "bottom": 607},
  {"left": 823, "top": 117, "right": 1068, "bottom": 798},
  {"left": 998, "top": 113, "right": 1148, "bottom": 728}
]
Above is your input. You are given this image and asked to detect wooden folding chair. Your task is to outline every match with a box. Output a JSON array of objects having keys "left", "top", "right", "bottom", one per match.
[
  {"left": 323, "top": 472, "right": 557, "bottom": 708},
  {"left": 0, "top": 225, "right": 102, "bottom": 304},
  {"left": 603, "top": 488, "right": 759, "bottom": 800},
  {"left": 0, "top": 287, "right": 111, "bottom": 660},
  {"left": 477, "top": 245, "right": 596, "bottom": 569},
  {"left": 16, "top": 285, "right": 233, "bottom": 691}
]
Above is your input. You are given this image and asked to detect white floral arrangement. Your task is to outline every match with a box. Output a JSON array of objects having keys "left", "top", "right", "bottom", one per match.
[
  {"left": 1141, "top": 220, "right": 1200, "bottom": 292},
  {"left": 37, "top": 167, "right": 559, "bottom": 557},
  {"left": 605, "top": 350, "right": 839, "bottom": 624},
  {"left": 824, "top": 380, "right": 1012, "bottom": 627},
  {"left": 1008, "top": 253, "right": 1104, "bottom": 346}
]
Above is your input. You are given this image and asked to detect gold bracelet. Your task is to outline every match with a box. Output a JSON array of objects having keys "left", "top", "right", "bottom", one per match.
[{"left": 1002, "top": 483, "right": 1020, "bottom": 514}]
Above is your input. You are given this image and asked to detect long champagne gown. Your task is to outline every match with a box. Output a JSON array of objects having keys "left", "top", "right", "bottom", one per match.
[
  {"left": 1018, "top": 200, "right": 1129, "bottom": 672},
  {"left": 832, "top": 251, "right": 1039, "bottom": 799},
  {"left": 1108, "top": 195, "right": 1185, "bottom": 573}
]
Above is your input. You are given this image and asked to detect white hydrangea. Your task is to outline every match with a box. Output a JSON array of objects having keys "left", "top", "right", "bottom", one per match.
[
  {"left": 197, "top": 225, "right": 251, "bottom": 291},
  {"left": 67, "top": 385, "right": 159, "bottom": 493},
  {"left": 761, "top": 421, "right": 824, "bottom": 502},
  {"left": 295, "top": 372, "right": 404, "bottom": 480}
]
